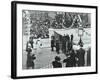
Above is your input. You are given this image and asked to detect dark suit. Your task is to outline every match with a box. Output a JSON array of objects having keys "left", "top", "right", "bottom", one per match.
[
  {"left": 27, "top": 53, "right": 36, "bottom": 69},
  {"left": 69, "top": 49, "right": 76, "bottom": 67},
  {"left": 63, "top": 50, "right": 76, "bottom": 67},
  {"left": 51, "top": 39, "right": 55, "bottom": 51},
  {"left": 67, "top": 41, "right": 72, "bottom": 51},
  {"left": 62, "top": 37, "right": 66, "bottom": 53},
  {"left": 52, "top": 61, "right": 62, "bottom": 68},
  {"left": 76, "top": 48, "right": 85, "bottom": 66},
  {"left": 71, "top": 34, "right": 73, "bottom": 42},
  {"left": 56, "top": 40, "right": 60, "bottom": 54},
  {"left": 87, "top": 48, "right": 91, "bottom": 66},
  {"left": 26, "top": 47, "right": 32, "bottom": 54}
]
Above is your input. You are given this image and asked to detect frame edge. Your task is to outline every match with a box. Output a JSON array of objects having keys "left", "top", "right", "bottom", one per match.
[{"left": 11, "top": 1, "right": 17, "bottom": 79}]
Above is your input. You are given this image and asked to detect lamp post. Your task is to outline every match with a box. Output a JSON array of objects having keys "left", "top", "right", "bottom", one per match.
[{"left": 78, "top": 27, "right": 84, "bottom": 46}]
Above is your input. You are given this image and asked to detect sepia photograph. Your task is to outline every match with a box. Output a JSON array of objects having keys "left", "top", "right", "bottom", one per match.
[{"left": 11, "top": 1, "right": 97, "bottom": 79}]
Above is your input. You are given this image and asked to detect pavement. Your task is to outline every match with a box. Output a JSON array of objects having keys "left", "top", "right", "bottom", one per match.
[{"left": 22, "top": 47, "right": 66, "bottom": 69}]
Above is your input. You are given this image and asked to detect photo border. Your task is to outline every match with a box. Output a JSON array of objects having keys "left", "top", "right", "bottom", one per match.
[{"left": 11, "top": 1, "right": 98, "bottom": 79}]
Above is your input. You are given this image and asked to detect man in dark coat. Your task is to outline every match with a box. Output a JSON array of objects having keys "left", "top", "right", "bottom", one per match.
[
  {"left": 66, "top": 34, "right": 70, "bottom": 41},
  {"left": 63, "top": 54, "right": 71, "bottom": 67},
  {"left": 62, "top": 35, "right": 67, "bottom": 53},
  {"left": 26, "top": 43, "right": 36, "bottom": 69},
  {"left": 71, "top": 34, "right": 73, "bottom": 42},
  {"left": 51, "top": 39, "right": 55, "bottom": 51},
  {"left": 27, "top": 53, "right": 36, "bottom": 69},
  {"left": 67, "top": 40, "right": 73, "bottom": 51},
  {"left": 29, "top": 37, "right": 34, "bottom": 48},
  {"left": 56, "top": 40, "right": 60, "bottom": 54},
  {"left": 52, "top": 56, "right": 62, "bottom": 68},
  {"left": 63, "top": 49, "right": 76, "bottom": 67},
  {"left": 76, "top": 45, "right": 85, "bottom": 67},
  {"left": 69, "top": 49, "right": 76, "bottom": 67},
  {"left": 87, "top": 48, "right": 91, "bottom": 66}
]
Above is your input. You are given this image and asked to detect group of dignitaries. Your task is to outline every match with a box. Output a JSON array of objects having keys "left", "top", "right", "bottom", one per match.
[
  {"left": 51, "top": 34, "right": 74, "bottom": 54},
  {"left": 51, "top": 34, "right": 89, "bottom": 68}
]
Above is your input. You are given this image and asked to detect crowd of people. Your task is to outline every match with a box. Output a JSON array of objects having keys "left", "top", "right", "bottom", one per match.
[
  {"left": 51, "top": 34, "right": 91, "bottom": 68},
  {"left": 25, "top": 33, "right": 91, "bottom": 69},
  {"left": 28, "top": 13, "right": 90, "bottom": 39},
  {"left": 51, "top": 34, "right": 73, "bottom": 54},
  {"left": 30, "top": 19, "right": 50, "bottom": 39},
  {"left": 29, "top": 14, "right": 73, "bottom": 39}
]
